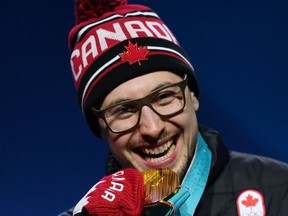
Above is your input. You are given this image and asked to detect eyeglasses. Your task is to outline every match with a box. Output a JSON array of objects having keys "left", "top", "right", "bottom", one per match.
[{"left": 91, "top": 75, "right": 187, "bottom": 133}]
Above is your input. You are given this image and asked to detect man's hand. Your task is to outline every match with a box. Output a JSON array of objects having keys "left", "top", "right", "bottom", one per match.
[{"left": 73, "top": 168, "right": 145, "bottom": 216}]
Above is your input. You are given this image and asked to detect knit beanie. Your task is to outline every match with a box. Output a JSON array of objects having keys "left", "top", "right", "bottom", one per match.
[{"left": 68, "top": 0, "right": 200, "bottom": 136}]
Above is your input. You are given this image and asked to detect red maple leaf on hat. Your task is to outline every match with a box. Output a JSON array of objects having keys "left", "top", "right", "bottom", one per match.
[
  {"left": 241, "top": 194, "right": 259, "bottom": 208},
  {"left": 119, "top": 41, "right": 149, "bottom": 66}
]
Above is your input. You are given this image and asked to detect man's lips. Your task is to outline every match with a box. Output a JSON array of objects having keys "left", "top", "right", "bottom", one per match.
[
  {"left": 135, "top": 136, "right": 178, "bottom": 164},
  {"left": 144, "top": 144, "right": 176, "bottom": 163}
]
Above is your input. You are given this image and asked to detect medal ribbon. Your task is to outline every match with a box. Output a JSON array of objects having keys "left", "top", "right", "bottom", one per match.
[{"left": 165, "top": 132, "right": 212, "bottom": 215}]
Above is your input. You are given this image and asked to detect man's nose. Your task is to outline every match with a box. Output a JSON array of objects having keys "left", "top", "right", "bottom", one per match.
[{"left": 138, "top": 106, "right": 164, "bottom": 139}]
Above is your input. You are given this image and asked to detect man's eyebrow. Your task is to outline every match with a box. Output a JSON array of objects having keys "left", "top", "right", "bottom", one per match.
[
  {"left": 103, "top": 81, "right": 174, "bottom": 109},
  {"left": 104, "top": 98, "right": 130, "bottom": 109}
]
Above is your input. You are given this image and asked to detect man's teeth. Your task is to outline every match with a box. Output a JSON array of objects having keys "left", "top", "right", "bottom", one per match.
[
  {"left": 145, "top": 145, "right": 175, "bottom": 163},
  {"left": 142, "top": 140, "right": 175, "bottom": 163},
  {"left": 144, "top": 140, "right": 173, "bottom": 155}
]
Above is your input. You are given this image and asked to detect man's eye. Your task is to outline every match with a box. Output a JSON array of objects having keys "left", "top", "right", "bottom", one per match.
[
  {"left": 154, "top": 91, "right": 175, "bottom": 104},
  {"left": 109, "top": 104, "right": 137, "bottom": 117}
]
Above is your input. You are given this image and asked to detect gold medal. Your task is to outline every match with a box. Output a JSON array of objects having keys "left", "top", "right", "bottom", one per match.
[{"left": 142, "top": 168, "right": 180, "bottom": 207}]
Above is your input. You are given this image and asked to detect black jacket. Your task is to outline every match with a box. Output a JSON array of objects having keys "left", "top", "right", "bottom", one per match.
[
  {"left": 195, "top": 125, "right": 288, "bottom": 215},
  {"left": 58, "top": 125, "right": 288, "bottom": 216}
]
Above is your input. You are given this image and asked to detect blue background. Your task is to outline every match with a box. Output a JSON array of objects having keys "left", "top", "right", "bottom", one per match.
[{"left": 0, "top": 0, "right": 287, "bottom": 215}]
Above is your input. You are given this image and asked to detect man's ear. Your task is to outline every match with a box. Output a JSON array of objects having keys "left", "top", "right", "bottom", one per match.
[{"left": 191, "top": 92, "right": 199, "bottom": 111}]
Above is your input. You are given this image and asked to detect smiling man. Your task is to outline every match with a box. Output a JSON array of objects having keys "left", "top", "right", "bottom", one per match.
[
  {"left": 60, "top": 0, "right": 288, "bottom": 215},
  {"left": 97, "top": 71, "right": 199, "bottom": 182}
]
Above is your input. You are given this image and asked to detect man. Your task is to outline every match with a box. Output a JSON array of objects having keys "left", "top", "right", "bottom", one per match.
[{"left": 60, "top": 0, "right": 288, "bottom": 215}]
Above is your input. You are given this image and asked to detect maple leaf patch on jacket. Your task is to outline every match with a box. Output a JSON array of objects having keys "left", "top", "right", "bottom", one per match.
[{"left": 236, "top": 189, "right": 266, "bottom": 216}]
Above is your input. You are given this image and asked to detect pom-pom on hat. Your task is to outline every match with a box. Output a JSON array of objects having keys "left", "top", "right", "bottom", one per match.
[{"left": 68, "top": 0, "right": 200, "bottom": 136}]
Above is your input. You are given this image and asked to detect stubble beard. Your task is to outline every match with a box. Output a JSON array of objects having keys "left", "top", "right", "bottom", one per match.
[{"left": 177, "top": 142, "right": 196, "bottom": 183}]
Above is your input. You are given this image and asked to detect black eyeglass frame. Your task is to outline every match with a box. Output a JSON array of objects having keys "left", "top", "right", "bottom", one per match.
[{"left": 91, "top": 75, "right": 188, "bottom": 133}]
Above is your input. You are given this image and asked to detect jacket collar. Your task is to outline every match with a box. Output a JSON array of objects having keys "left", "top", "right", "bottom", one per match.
[{"left": 199, "top": 124, "right": 230, "bottom": 185}]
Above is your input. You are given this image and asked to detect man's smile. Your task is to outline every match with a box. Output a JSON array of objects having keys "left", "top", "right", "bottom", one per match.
[{"left": 135, "top": 135, "right": 179, "bottom": 165}]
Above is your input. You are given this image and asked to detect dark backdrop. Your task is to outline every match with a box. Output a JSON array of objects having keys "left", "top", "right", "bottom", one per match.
[{"left": 0, "top": 0, "right": 287, "bottom": 215}]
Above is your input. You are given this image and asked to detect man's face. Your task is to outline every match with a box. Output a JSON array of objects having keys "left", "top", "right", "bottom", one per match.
[{"left": 98, "top": 71, "right": 199, "bottom": 180}]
